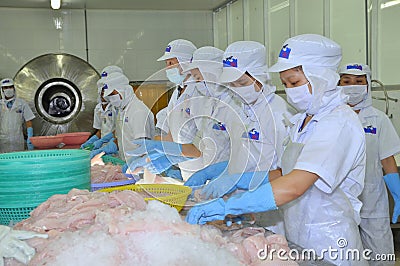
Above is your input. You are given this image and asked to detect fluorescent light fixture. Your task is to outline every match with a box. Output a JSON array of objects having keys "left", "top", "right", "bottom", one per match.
[
  {"left": 381, "top": 0, "right": 400, "bottom": 9},
  {"left": 269, "top": 0, "right": 289, "bottom": 13},
  {"left": 51, "top": 0, "right": 61, "bottom": 9}
]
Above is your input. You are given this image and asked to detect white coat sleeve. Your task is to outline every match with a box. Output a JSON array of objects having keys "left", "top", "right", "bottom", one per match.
[
  {"left": 378, "top": 113, "right": 400, "bottom": 160},
  {"left": 294, "top": 117, "right": 366, "bottom": 193},
  {"left": 92, "top": 108, "right": 101, "bottom": 130},
  {"left": 22, "top": 101, "right": 35, "bottom": 122}
]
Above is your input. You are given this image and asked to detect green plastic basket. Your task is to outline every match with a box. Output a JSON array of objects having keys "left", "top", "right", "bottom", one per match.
[
  {"left": 102, "top": 155, "right": 125, "bottom": 166},
  {"left": 0, "top": 149, "right": 91, "bottom": 225}
]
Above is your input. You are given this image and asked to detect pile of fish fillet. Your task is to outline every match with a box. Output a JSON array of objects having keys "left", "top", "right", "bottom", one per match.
[{"left": 6, "top": 189, "right": 298, "bottom": 266}]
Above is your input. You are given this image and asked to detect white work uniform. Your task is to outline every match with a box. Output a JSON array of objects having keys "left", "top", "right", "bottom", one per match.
[
  {"left": 357, "top": 106, "right": 400, "bottom": 263},
  {"left": 92, "top": 103, "right": 117, "bottom": 138},
  {"left": 0, "top": 98, "right": 35, "bottom": 153},
  {"left": 155, "top": 107, "right": 169, "bottom": 135},
  {"left": 281, "top": 104, "right": 367, "bottom": 266},
  {"left": 116, "top": 96, "right": 155, "bottom": 161}
]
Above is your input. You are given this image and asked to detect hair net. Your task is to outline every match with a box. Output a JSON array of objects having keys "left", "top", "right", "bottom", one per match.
[{"left": 115, "top": 84, "right": 136, "bottom": 109}]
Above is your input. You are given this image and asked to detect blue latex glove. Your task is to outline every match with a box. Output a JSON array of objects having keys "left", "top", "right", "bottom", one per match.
[
  {"left": 144, "top": 154, "right": 190, "bottom": 174},
  {"left": 81, "top": 135, "right": 99, "bottom": 149},
  {"left": 384, "top": 173, "right": 400, "bottom": 223},
  {"left": 186, "top": 182, "right": 277, "bottom": 225},
  {"left": 92, "top": 132, "right": 114, "bottom": 149},
  {"left": 201, "top": 171, "right": 270, "bottom": 199},
  {"left": 184, "top": 161, "right": 228, "bottom": 188},
  {"left": 164, "top": 167, "right": 183, "bottom": 180},
  {"left": 127, "top": 139, "right": 183, "bottom": 157},
  {"left": 90, "top": 138, "right": 118, "bottom": 159},
  {"left": 27, "top": 127, "right": 34, "bottom": 150}
]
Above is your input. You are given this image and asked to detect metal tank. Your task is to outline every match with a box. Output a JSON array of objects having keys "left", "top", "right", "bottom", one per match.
[{"left": 13, "top": 54, "right": 99, "bottom": 136}]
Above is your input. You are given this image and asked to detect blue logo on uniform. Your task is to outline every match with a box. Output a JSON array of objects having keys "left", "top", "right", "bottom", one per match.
[
  {"left": 223, "top": 56, "right": 238, "bottom": 67},
  {"left": 125, "top": 117, "right": 128, "bottom": 123},
  {"left": 364, "top": 126, "right": 376, "bottom": 134},
  {"left": 16, "top": 109, "right": 22, "bottom": 113},
  {"left": 101, "top": 71, "right": 108, "bottom": 77},
  {"left": 212, "top": 122, "right": 226, "bottom": 131},
  {"left": 165, "top": 45, "right": 171, "bottom": 52},
  {"left": 108, "top": 112, "right": 112, "bottom": 117},
  {"left": 2, "top": 79, "right": 11, "bottom": 84},
  {"left": 102, "top": 84, "right": 108, "bottom": 90},
  {"left": 347, "top": 64, "right": 363, "bottom": 71},
  {"left": 279, "top": 44, "right": 291, "bottom": 59},
  {"left": 185, "top": 108, "right": 190, "bottom": 115},
  {"left": 242, "top": 128, "right": 260, "bottom": 140}
]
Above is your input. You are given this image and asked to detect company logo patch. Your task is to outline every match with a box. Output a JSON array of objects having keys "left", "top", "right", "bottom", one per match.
[
  {"left": 279, "top": 44, "right": 291, "bottom": 59},
  {"left": 364, "top": 126, "right": 376, "bottom": 134},
  {"left": 347, "top": 64, "right": 363, "bottom": 71},
  {"left": 223, "top": 56, "right": 238, "bottom": 67},
  {"left": 212, "top": 122, "right": 226, "bottom": 131},
  {"left": 165, "top": 45, "right": 172, "bottom": 52},
  {"left": 242, "top": 128, "right": 260, "bottom": 140}
]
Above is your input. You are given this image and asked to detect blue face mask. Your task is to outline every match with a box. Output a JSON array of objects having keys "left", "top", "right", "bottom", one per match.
[{"left": 166, "top": 67, "right": 186, "bottom": 86}]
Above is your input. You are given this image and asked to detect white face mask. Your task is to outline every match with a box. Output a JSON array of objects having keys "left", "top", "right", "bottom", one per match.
[
  {"left": 338, "top": 85, "right": 368, "bottom": 106},
  {"left": 229, "top": 83, "right": 261, "bottom": 104},
  {"left": 3, "top": 88, "right": 15, "bottom": 99},
  {"left": 166, "top": 67, "right": 186, "bottom": 86},
  {"left": 285, "top": 83, "right": 312, "bottom": 112},
  {"left": 107, "top": 94, "right": 122, "bottom": 108}
]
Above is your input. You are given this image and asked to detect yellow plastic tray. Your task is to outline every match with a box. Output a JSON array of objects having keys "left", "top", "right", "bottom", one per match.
[{"left": 98, "top": 184, "right": 192, "bottom": 212}]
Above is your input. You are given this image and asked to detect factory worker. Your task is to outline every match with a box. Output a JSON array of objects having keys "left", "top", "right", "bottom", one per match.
[
  {"left": 81, "top": 65, "right": 122, "bottom": 149},
  {"left": 155, "top": 39, "right": 196, "bottom": 140},
  {"left": 0, "top": 78, "right": 35, "bottom": 153},
  {"left": 184, "top": 41, "right": 294, "bottom": 234},
  {"left": 186, "top": 34, "right": 367, "bottom": 266},
  {"left": 127, "top": 46, "right": 246, "bottom": 181},
  {"left": 338, "top": 63, "right": 400, "bottom": 263},
  {"left": 98, "top": 72, "right": 155, "bottom": 161}
]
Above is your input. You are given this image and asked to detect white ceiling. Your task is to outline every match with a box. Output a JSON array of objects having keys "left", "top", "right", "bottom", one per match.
[{"left": 0, "top": 0, "right": 230, "bottom": 10}]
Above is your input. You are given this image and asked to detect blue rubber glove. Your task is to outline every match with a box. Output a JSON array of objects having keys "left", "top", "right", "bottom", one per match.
[
  {"left": 184, "top": 161, "right": 228, "bottom": 188},
  {"left": 127, "top": 139, "right": 183, "bottom": 157},
  {"left": 81, "top": 135, "right": 99, "bottom": 149},
  {"left": 384, "top": 173, "right": 400, "bottom": 223},
  {"left": 27, "top": 127, "right": 34, "bottom": 150},
  {"left": 144, "top": 154, "right": 191, "bottom": 174},
  {"left": 93, "top": 132, "right": 114, "bottom": 149},
  {"left": 186, "top": 182, "right": 277, "bottom": 225},
  {"left": 164, "top": 167, "right": 183, "bottom": 180},
  {"left": 201, "top": 171, "right": 270, "bottom": 199},
  {"left": 90, "top": 138, "right": 118, "bottom": 159}
]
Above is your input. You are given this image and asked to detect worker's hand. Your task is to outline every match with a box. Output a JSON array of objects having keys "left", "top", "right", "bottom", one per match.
[
  {"left": 127, "top": 139, "right": 184, "bottom": 157},
  {"left": 185, "top": 198, "right": 226, "bottom": 225},
  {"left": 26, "top": 127, "right": 34, "bottom": 150},
  {"left": 89, "top": 139, "right": 118, "bottom": 159},
  {"left": 81, "top": 135, "right": 99, "bottom": 149},
  {"left": 201, "top": 171, "right": 270, "bottom": 199},
  {"left": 143, "top": 154, "right": 191, "bottom": 174},
  {"left": 0, "top": 225, "right": 48, "bottom": 266},
  {"left": 92, "top": 132, "right": 114, "bottom": 150},
  {"left": 163, "top": 167, "right": 183, "bottom": 180},
  {"left": 384, "top": 173, "right": 400, "bottom": 223},
  {"left": 184, "top": 161, "right": 228, "bottom": 189}
]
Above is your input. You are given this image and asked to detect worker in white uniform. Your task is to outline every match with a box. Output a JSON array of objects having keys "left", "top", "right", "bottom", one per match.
[
  {"left": 155, "top": 39, "right": 196, "bottom": 141},
  {"left": 155, "top": 107, "right": 169, "bottom": 137},
  {"left": 0, "top": 78, "right": 35, "bottom": 153},
  {"left": 126, "top": 46, "right": 238, "bottom": 180},
  {"left": 186, "top": 34, "right": 368, "bottom": 266},
  {"left": 81, "top": 66, "right": 122, "bottom": 149},
  {"left": 184, "top": 41, "right": 294, "bottom": 234},
  {"left": 338, "top": 63, "right": 400, "bottom": 264},
  {"left": 99, "top": 72, "right": 155, "bottom": 161}
]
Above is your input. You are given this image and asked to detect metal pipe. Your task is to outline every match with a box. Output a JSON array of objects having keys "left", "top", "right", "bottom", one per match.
[{"left": 371, "top": 79, "right": 398, "bottom": 118}]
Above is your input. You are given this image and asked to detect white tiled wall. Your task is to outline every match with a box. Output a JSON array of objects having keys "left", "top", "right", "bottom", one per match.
[{"left": 0, "top": 8, "right": 213, "bottom": 81}]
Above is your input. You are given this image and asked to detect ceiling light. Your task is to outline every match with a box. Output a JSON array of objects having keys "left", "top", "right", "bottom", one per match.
[
  {"left": 51, "top": 0, "right": 61, "bottom": 10},
  {"left": 381, "top": 0, "right": 400, "bottom": 9}
]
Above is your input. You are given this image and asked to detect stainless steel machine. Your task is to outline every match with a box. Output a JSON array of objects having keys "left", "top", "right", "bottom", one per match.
[{"left": 13, "top": 53, "right": 100, "bottom": 136}]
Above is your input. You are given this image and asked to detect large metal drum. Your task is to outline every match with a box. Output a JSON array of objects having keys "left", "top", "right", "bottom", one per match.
[{"left": 13, "top": 54, "right": 99, "bottom": 136}]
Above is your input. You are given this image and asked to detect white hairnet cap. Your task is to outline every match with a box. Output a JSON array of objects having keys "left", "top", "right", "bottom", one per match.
[
  {"left": 338, "top": 63, "right": 371, "bottom": 76},
  {"left": 219, "top": 41, "right": 269, "bottom": 83},
  {"left": 182, "top": 46, "right": 224, "bottom": 75},
  {"left": 101, "top": 65, "right": 123, "bottom": 78},
  {"left": 1, "top": 78, "right": 14, "bottom": 87},
  {"left": 269, "top": 34, "right": 342, "bottom": 73},
  {"left": 157, "top": 39, "right": 197, "bottom": 63},
  {"left": 102, "top": 72, "right": 130, "bottom": 97}
]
